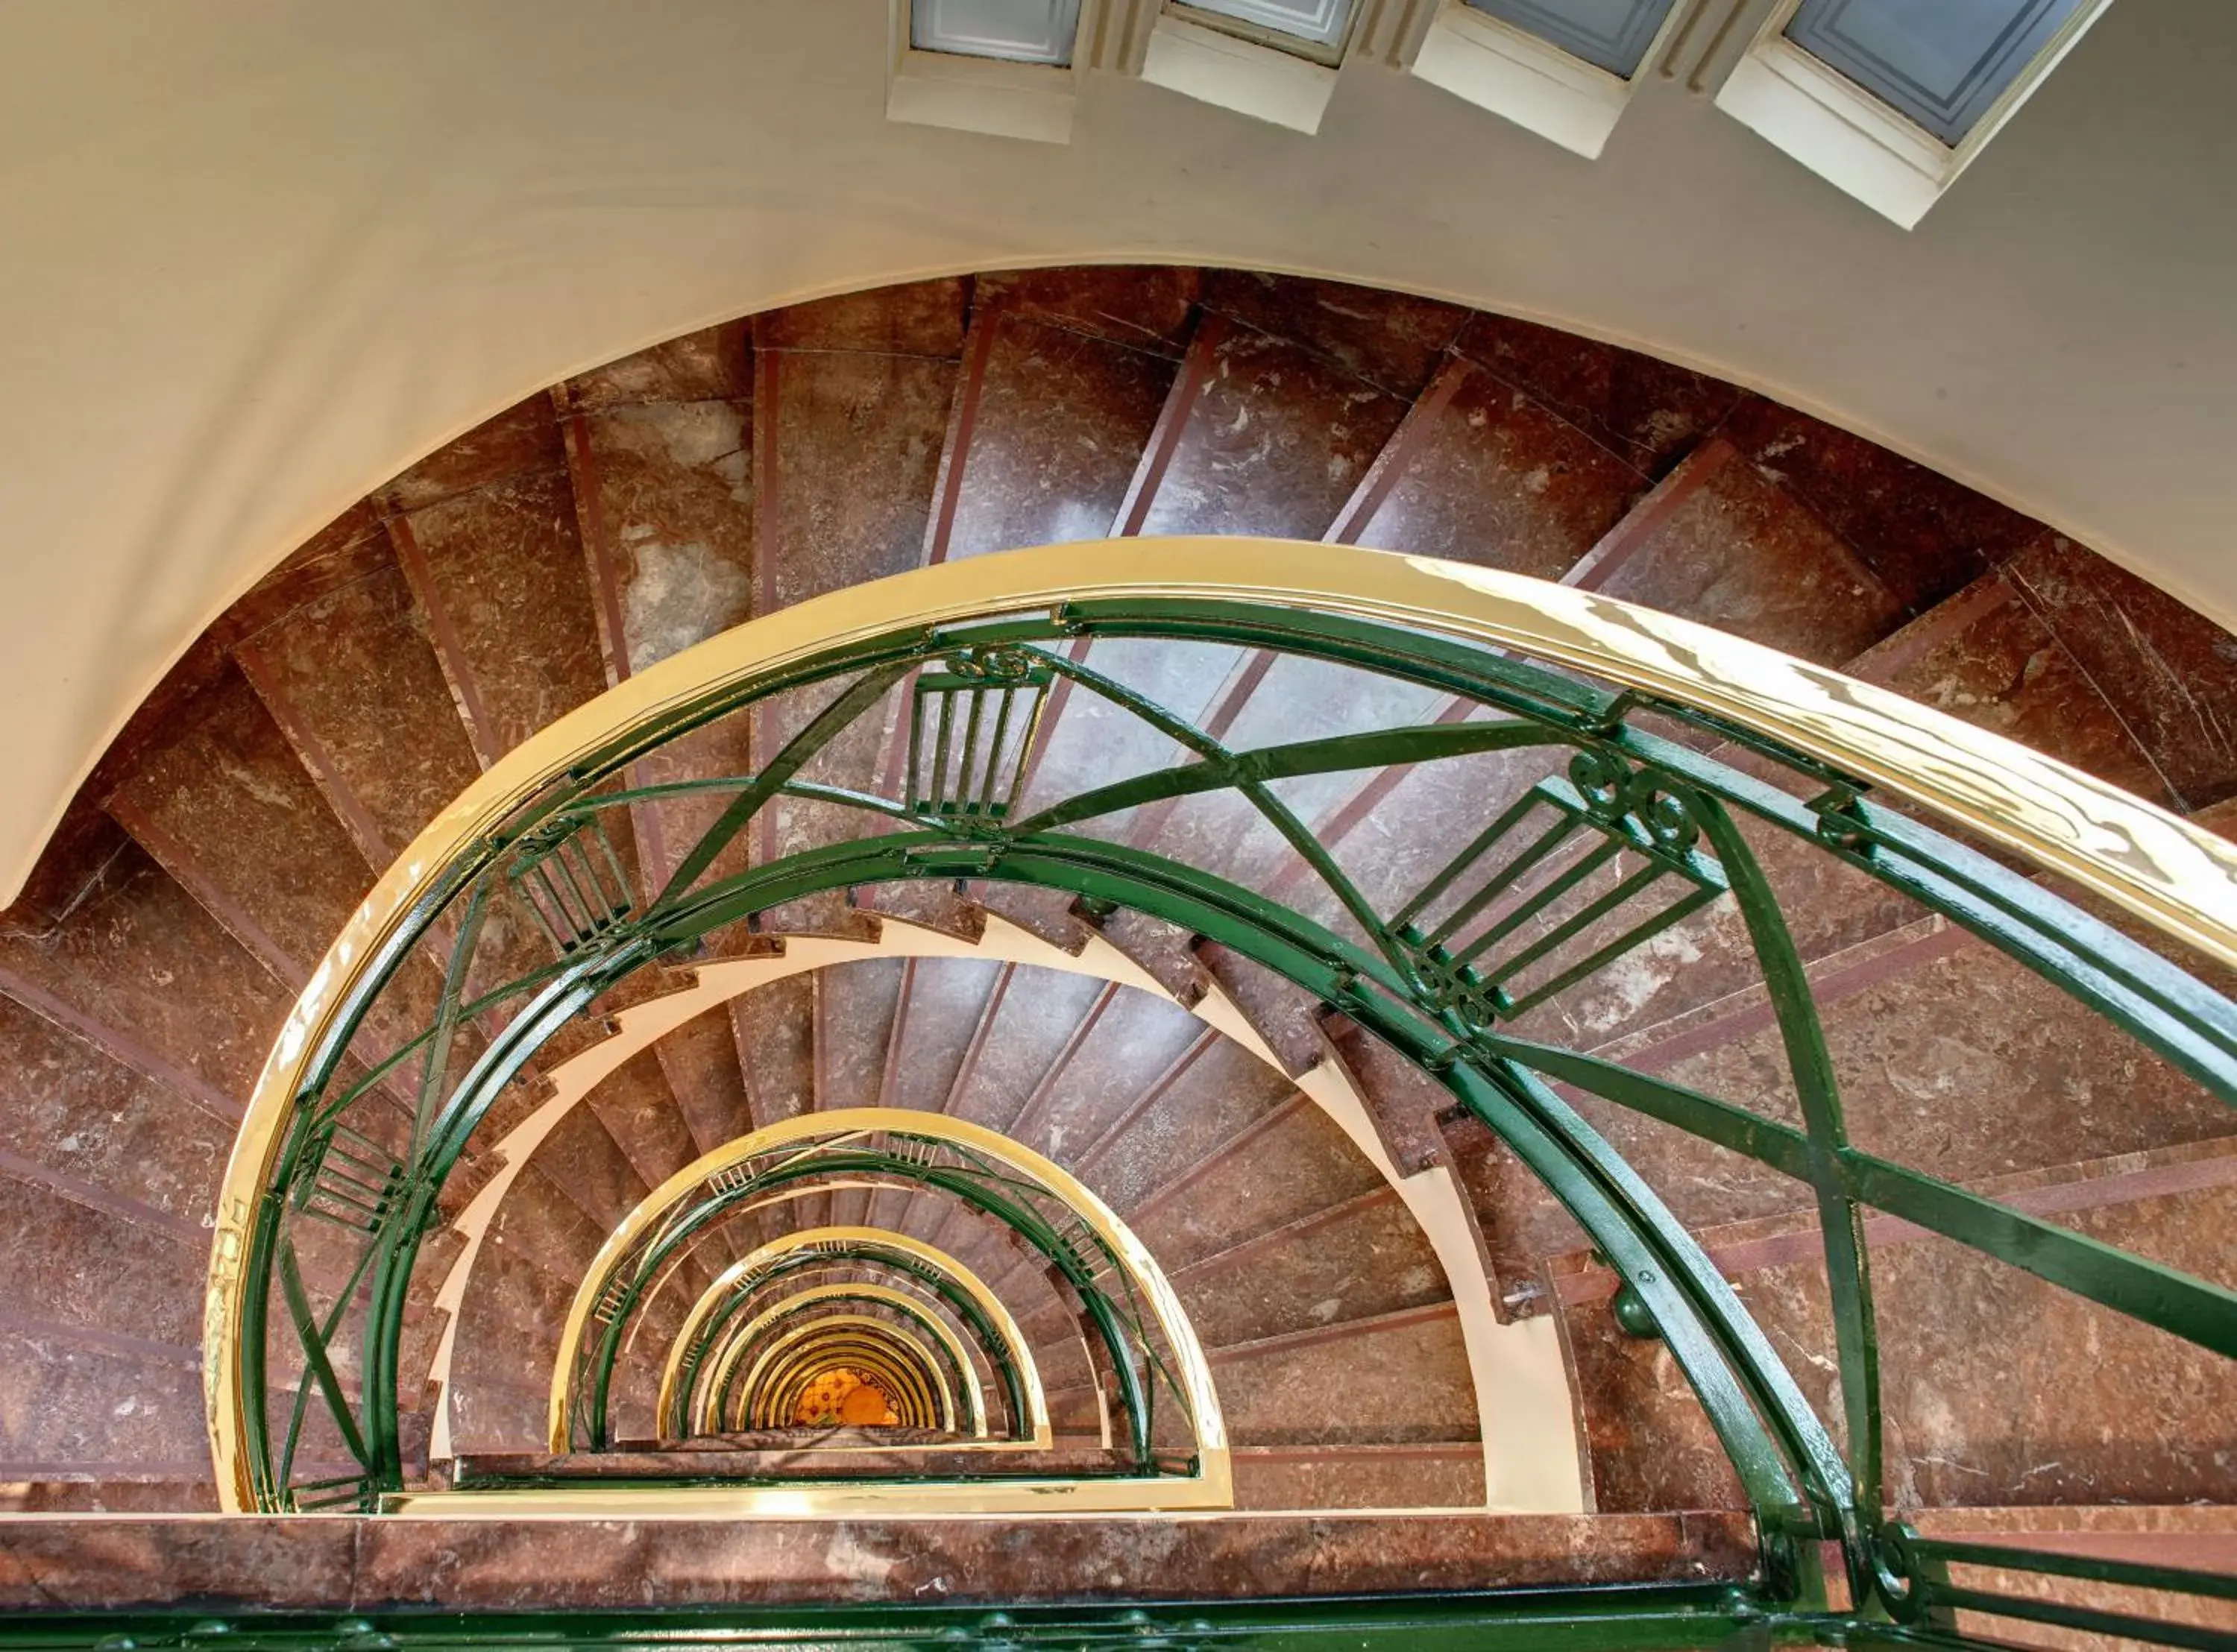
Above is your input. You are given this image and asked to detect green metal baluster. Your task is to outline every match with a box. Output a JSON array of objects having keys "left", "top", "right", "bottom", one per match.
[
  {"left": 658, "top": 664, "right": 910, "bottom": 903},
  {"left": 1690, "top": 791, "right": 1881, "bottom": 1598}
]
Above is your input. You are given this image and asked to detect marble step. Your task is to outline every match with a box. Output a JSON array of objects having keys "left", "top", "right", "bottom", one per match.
[
  {"left": 1230, "top": 1441, "right": 1485, "bottom": 1510},
  {"left": 94, "top": 670, "right": 530, "bottom": 1211},
  {"left": 1012, "top": 1164, "right": 1453, "bottom": 1363},
  {"left": 1026, "top": 1297, "right": 1479, "bottom": 1460},
  {"left": 914, "top": 266, "right": 1195, "bottom": 599},
  {"left": 746, "top": 280, "right": 963, "bottom": 937},
  {"left": 230, "top": 555, "right": 483, "bottom": 872},
  {"left": 0, "top": 828, "right": 468, "bottom": 1470},
  {"left": 0, "top": 1508, "right": 1755, "bottom": 1611},
  {"left": 453, "top": 1440, "right": 1136, "bottom": 1486},
  {"left": 0, "top": 1183, "right": 207, "bottom": 1481},
  {"left": 856, "top": 953, "right": 1007, "bottom": 1234},
  {"left": 809, "top": 955, "right": 909, "bottom": 1233},
  {"left": 380, "top": 394, "right": 607, "bottom": 763},
  {"left": 1192, "top": 939, "right": 1326, "bottom": 1076},
  {"left": 104, "top": 667, "right": 444, "bottom": 1042},
  {"left": 1110, "top": 301, "right": 1656, "bottom": 904},
  {"left": 0, "top": 828, "right": 286, "bottom": 1128},
  {"left": 0, "top": 1478, "right": 220, "bottom": 1513},
  {"left": 555, "top": 318, "right": 757, "bottom": 914},
  {"left": 1437, "top": 912, "right": 2237, "bottom": 1296},
  {"left": 1543, "top": 1151, "right": 2236, "bottom": 1515},
  {"left": 1009, "top": 300, "right": 1425, "bottom": 883}
]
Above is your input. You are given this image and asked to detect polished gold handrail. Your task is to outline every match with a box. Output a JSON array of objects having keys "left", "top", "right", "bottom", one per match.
[{"left": 207, "top": 539, "right": 2237, "bottom": 1510}]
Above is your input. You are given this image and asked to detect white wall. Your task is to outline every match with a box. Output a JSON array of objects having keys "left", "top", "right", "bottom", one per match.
[{"left": 1, "top": 0, "right": 2232, "bottom": 901}]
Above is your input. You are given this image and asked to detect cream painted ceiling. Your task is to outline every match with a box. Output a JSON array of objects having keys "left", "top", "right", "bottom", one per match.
[{"left": 1, "top": 0, "right": 2233, "bottom": 904}]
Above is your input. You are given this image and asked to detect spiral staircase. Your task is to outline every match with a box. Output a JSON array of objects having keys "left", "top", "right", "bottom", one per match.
[{"left": 0, "top": 266, "right": 2229, "bottom": 1649}]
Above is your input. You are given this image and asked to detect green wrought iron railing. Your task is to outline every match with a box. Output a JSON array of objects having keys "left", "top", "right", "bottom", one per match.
[
  {"left": 655, "top": 1230, "right": 1036, "bottom": 1446},
  {"left": 204, "top": 540, "right": 2237, "bottom": 1647},
  {"left": 551, "top": 1114, "right": 1198, "bottom": 1468},
  {"left": 0, "top": 1583, "right": 1775, "bottom": 1651}
]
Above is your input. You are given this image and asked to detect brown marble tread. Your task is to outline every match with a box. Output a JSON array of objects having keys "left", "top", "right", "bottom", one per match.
[{"left": 0, "top": 1510, "right": 1753, "bottom": 1610}]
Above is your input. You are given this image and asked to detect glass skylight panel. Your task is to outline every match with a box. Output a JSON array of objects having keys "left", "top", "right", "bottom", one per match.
[
  {"left": 1460, "top": 0, "right": 1678, "bottom": 78},
  {"left": 1783, "top": 0, "right": 2089, "bottom": 144},
  {"left": 1174, "top": 0, "right": 1359, "bottom": 53},
  {"left": 910, "top": 0, "right": 1082, "bottom": 66}
]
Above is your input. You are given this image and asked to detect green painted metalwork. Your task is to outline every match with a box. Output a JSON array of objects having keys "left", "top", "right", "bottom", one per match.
[
  {"left": 658, "top": 1238, "right": 1031, "bottom": 1443},
  {"left": 224, "top": 596, "right": 2237, "bottom": 1648},
  {"left": 0, "top": 1582, "right": 1766, "bottom": 1651},
  {"left": 562, "top": 1130, "right": 1186, "bottom": 1465},
  {"left": 906, "top": 646, "right": 1054, "bottom": 822}
]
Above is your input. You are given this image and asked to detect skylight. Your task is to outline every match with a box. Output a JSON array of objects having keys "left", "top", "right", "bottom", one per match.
[
  {"left": 1459, "top": 0, "right": 1678, "bottom": 80},
  {"left": 910, "top": 0, "right": 1083, "bottom": 66},
  {"left": 1409, "top": 0, "right": 1687, "bottom": 159},
  {"left": 1782, "top": 0, "right": 2088, "bottom": 145},
  {"left": 1714, "top": 0, "right": 2112, "bottom": 227},
  {"left": 1140, "top": 0, "right": 1359, "bottom": 132},
  {"left": 891, "top": 0, "right": 1086, "bottom": 145},
  {"left": 1170, "top": 0, "right": 1360, "bottom": 62}
]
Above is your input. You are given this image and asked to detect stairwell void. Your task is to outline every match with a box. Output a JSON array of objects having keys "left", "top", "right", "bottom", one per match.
[{"left": 0, "top": 267, "right": 2228, "bottom": 1648}]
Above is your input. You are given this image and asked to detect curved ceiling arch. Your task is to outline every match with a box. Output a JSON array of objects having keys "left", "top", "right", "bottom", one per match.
[{"left": 5, "top": 3, "right": 2237, "bottom": 905}]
